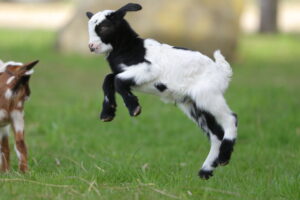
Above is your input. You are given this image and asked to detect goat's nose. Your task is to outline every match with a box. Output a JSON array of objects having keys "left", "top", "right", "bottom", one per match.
[{"left": 88, "top": 43, "right": 95, "bottom": 52}]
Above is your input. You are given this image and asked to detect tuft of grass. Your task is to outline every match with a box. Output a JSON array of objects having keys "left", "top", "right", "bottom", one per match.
[{"left": 0, "top": 29, "right": 299, "bottom": 200}]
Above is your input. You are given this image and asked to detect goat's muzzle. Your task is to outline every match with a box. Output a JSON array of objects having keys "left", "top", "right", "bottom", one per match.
[{"left": 88, "top": 43, "right": 96, "bottom": 52}]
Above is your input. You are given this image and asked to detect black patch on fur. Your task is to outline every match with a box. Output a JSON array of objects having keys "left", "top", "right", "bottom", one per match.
[
  {"left": 202, "top": 111, "right": 224, "bottom": 140},
  {"left": 190, "top": 103, "right": 224, "bottom": 140},
  {"left": 232, "top": 113, "right": 238, "bottom": 127},
  {"left": 211, "top": 158, "right": 219, "bottom": 168},
  {"left": 155, "top": 83, "right": 167, "bottom": 92},
  {"left": 190, "top": 104, "right": 210, "bottom": 138},
  {"left": 173, "top": 46, "right": 194, "bottom": 51},
  {"left": 198, "top": 169, "right": 213, "bottom": 180},
  {"left": 218, "top": 139, "right": 235, "bottom": 165}
]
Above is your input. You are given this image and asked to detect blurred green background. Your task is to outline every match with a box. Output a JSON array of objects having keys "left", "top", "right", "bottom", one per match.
[{"left": 0, "top": 0, "right": 299, "bottom": 200}]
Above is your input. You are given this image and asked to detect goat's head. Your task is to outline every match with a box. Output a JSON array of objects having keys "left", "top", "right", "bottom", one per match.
[
  {"left": 0, "top": 60, "right": 39, "bottom": 109},
  {"left": 86, "top": 3, "right": 142, "bottom": 54}
]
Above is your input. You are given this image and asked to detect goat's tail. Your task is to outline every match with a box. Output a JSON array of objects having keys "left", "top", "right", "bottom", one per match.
[{"left": 213, "top": 50, "right": 232, "bottom": 79}]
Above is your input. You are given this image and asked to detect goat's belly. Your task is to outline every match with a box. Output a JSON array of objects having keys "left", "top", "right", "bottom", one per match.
[
  {"left": 133, "top": 82, "right": 161, "bottom": 95},
  {"left": 133, "top": 82, "right": 187, "bottom": 104}
]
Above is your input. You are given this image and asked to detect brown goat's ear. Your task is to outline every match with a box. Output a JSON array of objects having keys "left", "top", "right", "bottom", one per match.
[{"left": 23, "top": 60, "right": 39, "bottom": 71}]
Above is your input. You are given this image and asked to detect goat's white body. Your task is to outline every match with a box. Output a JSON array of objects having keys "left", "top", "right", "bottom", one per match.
[
  {"left": 121, "top": 39, "right": 232, "bottom": 104},
  {"left": 117, "top": 39, "right": 237, "bottom": 173}
]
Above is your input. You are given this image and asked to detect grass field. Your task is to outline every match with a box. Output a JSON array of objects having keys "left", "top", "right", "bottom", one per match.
[{"left": 0, "top": 30, "right": 299, "bottom": 200}]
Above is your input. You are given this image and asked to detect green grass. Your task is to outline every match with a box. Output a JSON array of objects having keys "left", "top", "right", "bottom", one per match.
[{"left": 0, "top": 29, "right": 299, "bottom": 200}]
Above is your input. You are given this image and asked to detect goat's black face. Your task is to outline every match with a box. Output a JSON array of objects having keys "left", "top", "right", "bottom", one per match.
[{"left": 87, "top": 3, "right": 142, "bottom": 54}]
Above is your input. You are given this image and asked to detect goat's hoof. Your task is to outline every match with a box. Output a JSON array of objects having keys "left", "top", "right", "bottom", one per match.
[
  {"left": 100, "top": 112, "right": 115, "bottom": 122},
  {"left": 100, "top": 116, "right": 114, "bottom": 122},
  {"left": 130, "top": 106, "right": 141, "bottom": 117},
  {"left": 219, "top": 160, "right": 229, "bottom": 166},
  {"left": 19, "top": 165, "right": 28, "bottom": 173},
  {"left": 0, "top": 168, "right": 9, "bottom": 173},
  {"left": 198, "top": 169, "right": 213, "bottom": 180}
]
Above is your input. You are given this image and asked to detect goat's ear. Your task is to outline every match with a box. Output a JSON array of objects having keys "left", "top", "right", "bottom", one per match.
[
  {"left": 23, "top": 60, "right": 39, "bottom": 71},
  {"left": 86, "top": 11, "right": 94, "bottom": 19},
  {"left": 117, "top": 3, "right": 142, "bottom": 12},
  {"left": 109, "top": 3, "right": 142, "bottom": 21}
]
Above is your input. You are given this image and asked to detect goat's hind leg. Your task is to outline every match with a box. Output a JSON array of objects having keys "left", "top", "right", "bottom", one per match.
[
  {"left": 100, "top": 73, "right": 117, "bottom": 122},
  {"left": 192, "top": 104, "right": 224, "bottom": 179},
  {"left": 194, "top": 94, "right": 237, "bottom": 167},
  {"left": 11, "top": 111, "right": 28, "bottom": 172},
  {"left": 178, "top": 102, "right": 222, "bottom": 179},
  {"left": 0, "top": 126, "right": 10, "bottom": 172}
]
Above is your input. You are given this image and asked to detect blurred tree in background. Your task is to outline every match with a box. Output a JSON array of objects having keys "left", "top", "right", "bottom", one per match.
[
  {"left": 259, "top": 0, "right": 278, "bottom": 33},
  {"left": 56, "top": 0, "right": 243, "bottom": 60}
]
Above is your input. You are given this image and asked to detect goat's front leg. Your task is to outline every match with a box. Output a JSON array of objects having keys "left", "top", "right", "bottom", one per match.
[
  {"left": 0, "top": 126, "right": 10, "bottom": 172},
  {"left": 115, "top": 63, "right": 159, "bottom": 116},
  {"left": 100, "top": 73, "right": 117, "bottom": 122},
  {"left": 114, "top": 76, "right": 141, "bottom": 116},
  {"left": 11, "top": 110, "right": 28, "bottom": 172}
]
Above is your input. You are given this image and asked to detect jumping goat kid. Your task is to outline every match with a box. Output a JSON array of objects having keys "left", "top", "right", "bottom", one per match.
[
  {"left": 86, "top": 3, "right": 238, "bottom": 179},
  {"left": 0, "top": 60, "right": 38, "bottom": 172}
]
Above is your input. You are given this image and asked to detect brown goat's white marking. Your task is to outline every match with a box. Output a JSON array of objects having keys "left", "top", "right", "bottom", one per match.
[
  {"left": 10, "top": 110, "right": 24, "bottom": 133},
  {"left": 0, "top": 126, "right": 9, "bottom": 137},
  {"left": 0, "top": 109, "right": 7, "bottom": 121},
  {"left": 25, "top": 69, "right": 34, "bottom": 75},
  {"left": 4, "top": 89, "right": 13, "bottom": 100},
  {"left": 14, "top": 145, "right": 21, "bottom": 160},
  {"left": 6, "top": 76, "right": 15, "bottom": 85},
  {"left": 17, "top": 101, "right": 23, "bottom": 108}
]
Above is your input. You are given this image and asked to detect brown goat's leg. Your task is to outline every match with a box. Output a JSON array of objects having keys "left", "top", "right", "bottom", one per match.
[
  {"left": 15, "top": 136, "right": 27, "bottom": 172},
  {"left": 1, "top": 135, "right": 10, "bottom": 172},
  {"left": 0, "top": 126, "right": 10, "bottom": 172},
  {"left": 11, "top": 111, "right": 28, "bottom": 172}
]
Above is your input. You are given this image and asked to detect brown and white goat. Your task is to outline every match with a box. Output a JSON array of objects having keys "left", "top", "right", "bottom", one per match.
[{"left": 0, "top": 60, "right": 38, "bottom": 172}]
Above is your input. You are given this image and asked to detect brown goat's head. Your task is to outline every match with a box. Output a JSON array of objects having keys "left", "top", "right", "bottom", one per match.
[{"left": 0, "top": 60, "right": 39, "bottom": 110}]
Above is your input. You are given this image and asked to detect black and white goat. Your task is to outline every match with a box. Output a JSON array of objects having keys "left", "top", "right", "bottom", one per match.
[{"left": 86, "top": 3, "right": 238, "bottom": 179}]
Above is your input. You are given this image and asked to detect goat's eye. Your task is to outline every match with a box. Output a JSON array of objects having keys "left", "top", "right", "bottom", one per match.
[
  {"left": 100, "top": 26, "right": 109, "bottom": 32},
  {"left": 96, "top": 25, "right": 110, "bottom": 33}
]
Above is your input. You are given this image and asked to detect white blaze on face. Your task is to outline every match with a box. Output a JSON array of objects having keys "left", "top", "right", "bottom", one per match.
[{"left": 88, "top": 10, "right": 114, "bottom": 54}]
